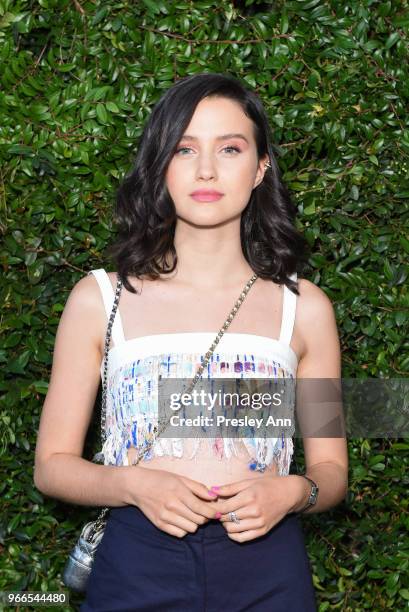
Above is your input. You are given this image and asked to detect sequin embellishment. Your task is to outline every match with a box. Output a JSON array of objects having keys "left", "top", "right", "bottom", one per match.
[{"left": 99, "top": 351, "right": 295, "bottom": 477}]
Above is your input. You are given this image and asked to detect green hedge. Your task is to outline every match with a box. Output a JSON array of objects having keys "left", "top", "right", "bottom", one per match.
[{"left": 1, "top": 0, "right": 408, "bottom": 610}]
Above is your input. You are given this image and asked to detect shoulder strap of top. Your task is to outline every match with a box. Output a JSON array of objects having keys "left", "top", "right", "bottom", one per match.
[
  {"left": 88, "top": 268, "right": 126, "bottom": 346},
  {"left": 278, "top": 272, "right": 298, "bottom": 346}
]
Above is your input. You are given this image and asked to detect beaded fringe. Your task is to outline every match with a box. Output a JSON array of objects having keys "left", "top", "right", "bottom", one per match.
[
  {"left": 101, "top": 353, "right": 296, "bottom": 474},
  {"left": 101, "top": 422, "right": 294, "bottom": 475}
]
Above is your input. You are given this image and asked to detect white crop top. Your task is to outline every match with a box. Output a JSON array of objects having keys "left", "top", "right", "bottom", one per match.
[{"left": 90, "top": 269, "right": 299, "bottom": 476}]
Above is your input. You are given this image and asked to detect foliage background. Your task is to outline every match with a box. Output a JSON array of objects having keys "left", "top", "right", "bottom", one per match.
[{"left": 1, "top": 0, "right": 408, "bottom": 610}]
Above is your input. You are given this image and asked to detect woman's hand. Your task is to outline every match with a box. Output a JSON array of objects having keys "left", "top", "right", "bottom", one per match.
[
  {"left": 211, "top": 474, "right": 305, "bottom": 542},
  {"left": 126, "top": 467, "right": 220, "bottom": 538}
]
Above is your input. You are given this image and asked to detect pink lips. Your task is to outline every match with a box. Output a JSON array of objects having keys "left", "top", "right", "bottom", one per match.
[{"left": 190, "top": 190, "right": 224, "bottom": 202}]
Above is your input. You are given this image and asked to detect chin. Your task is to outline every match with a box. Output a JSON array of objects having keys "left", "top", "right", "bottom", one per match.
[
  {"left": 176, "top": 211, "right": 242, "bottom": 229},
  {"left": 175, "top": 203, "right": 244, "bottom": 228}
]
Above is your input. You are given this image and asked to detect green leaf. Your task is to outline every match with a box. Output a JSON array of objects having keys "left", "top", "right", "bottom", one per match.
[
  {"left": 351, "top": 185, "right": 359, "bottom": 200},
  {"left": 395, "top": 311, "right": 406, "bottom": 326},
  {"left": 301, "top": 0, "right": 322, "bottom": 9},
  {"left": 96, "top": 103, "right": 108, "bottom": 124},
  {"left": 304, "top": 202, "right": 316, "bottom": 215},
  {"left": 9, "top": 350, "right": 31, "bottom": 374},
  {"left": 31, "top": 381, "right": 49, "bottom": 395},
  {"left": 92, "top": 6, "right": 109, "bottom": 25},
  {"left": 385, "top": 32, "right": 400, "bottom": 49},
  {"left": 106, "top": 101, "right": 119, "bottom": 113},
  {"left": 7, "top": 145, "right": 33, "bottom": 155},
  {"left": 280, "top": 13, "right": 289, "bottom": 34},
  {"left": 399, "top": 236, "right": 409, "bottom": 254},
  {"left": 3, "top": 332, "right": 22, "bottom": 348},
  {"left": 141, "top": 0, "right": 161, "bottom": 14},
  {"left": 55, "top": 63, "right": 76, "bottom": 72}
]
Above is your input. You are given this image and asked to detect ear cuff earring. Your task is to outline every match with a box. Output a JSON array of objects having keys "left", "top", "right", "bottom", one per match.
[{"left": 264, "top": 159, "right": 271, "bottom": 170}]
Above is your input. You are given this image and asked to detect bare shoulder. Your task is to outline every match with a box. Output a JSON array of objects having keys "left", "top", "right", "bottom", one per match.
[
  {"left": 67, "top": 272, "right": 103, "bottom": 305},
  {"left": 60, "top": 272, "right": 106, "bottom": 355},
  {"left": 294, "top": 278, "right": 338, "bottom": 354},
  {"left": 296, "top": 278, "right": 336, "bottom": 321},
  {"left": 295, "top": 278, "right": 340, "bottom": 372},
  {"left": 297, "top": 278, "right": 334, "bottom": 326}
]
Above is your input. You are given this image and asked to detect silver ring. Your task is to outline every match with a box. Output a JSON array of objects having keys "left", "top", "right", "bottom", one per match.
[{"left": 229, "top": 511, "right": 240, "bottom": 524}]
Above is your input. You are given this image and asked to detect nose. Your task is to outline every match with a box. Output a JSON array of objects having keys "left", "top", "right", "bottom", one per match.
[{"left": 196, "top": 153, "right": 217, "bottom": 181}]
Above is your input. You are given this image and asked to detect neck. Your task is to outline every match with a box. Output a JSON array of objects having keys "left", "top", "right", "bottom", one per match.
[{"left": 164, "top": 219, "right": 255, "bottom": 290}]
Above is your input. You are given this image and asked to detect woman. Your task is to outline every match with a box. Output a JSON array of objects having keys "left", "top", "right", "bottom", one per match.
[{"left": 34, "top": 72, "right": 348, "bottom": 611}]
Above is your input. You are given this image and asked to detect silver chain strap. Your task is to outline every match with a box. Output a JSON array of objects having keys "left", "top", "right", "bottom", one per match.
[
  {"left": 101, "top": 276, "right": 123, "bottom": 444},
  {"left": 88, "top": 271, "right": 258, "bottom": 539}
]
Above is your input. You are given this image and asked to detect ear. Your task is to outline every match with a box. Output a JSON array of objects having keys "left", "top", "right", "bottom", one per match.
[{"left": 253, "top": 155, "right": 270, "bottom": 189}]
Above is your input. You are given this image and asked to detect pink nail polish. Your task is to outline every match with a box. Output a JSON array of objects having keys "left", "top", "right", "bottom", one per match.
[
  {"left": 215, "top": 512, "right": 222, "bottom": 519},
  {"left": 211, "top": 486, "right": 221, "bottom": 491},
  {"left": 208, "top": 490, "right": 217, "bottom": 497}
]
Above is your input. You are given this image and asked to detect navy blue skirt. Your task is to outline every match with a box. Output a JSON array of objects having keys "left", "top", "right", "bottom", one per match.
[{"left": 80, "top": 505, "right": 316, "bottom": 611}]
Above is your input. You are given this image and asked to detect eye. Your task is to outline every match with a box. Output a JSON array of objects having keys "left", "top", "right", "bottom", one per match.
[
  {"left": 175, "top": 145, "right": 241, "bottom": 155},
  {"left": 222, "top": 146, "right": 241, "bottom": 154},
  {"left": 175, "top": 146, "right": 192, "bottom": 155}
]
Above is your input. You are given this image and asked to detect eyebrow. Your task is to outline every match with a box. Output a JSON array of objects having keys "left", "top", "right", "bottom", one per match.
[{"left": 180, "top": 133, "right": 249, "bottom": 144}]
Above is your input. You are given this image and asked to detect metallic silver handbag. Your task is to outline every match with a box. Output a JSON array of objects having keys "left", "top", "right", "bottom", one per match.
[{"left": 62, "top": 271, "right": 258, "bottom": 592}]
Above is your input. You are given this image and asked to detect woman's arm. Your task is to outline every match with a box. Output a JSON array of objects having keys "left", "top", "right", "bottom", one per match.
[
  {"left": 34, "top": 274, "right": 219, "bottom": 537},
  {"left": 287, "top": 279, "right": 348, "bottom": 514},
  {"left": 202, "top": 279, "right": 348, "bottom": 542},
  {"left": 33, "top": 273, "right": 137, "bottom": 506}
]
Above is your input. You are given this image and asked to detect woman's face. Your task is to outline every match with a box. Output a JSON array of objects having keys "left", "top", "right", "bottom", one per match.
[{"left": 165, "top": 96, "right": 268, "bottom": 227}]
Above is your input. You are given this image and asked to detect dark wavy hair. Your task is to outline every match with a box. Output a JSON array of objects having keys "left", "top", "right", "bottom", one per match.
[{"left": 105, "top": 72, "right": 310, "bottom": 295}]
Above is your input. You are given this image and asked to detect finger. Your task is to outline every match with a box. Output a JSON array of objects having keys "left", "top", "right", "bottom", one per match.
[
  {"left": 184, "top": 493, "right": 221, "bottom": 520},
  {"left": 179, "top": 476, "right": 220, "bottom": 501},
  {"left": 218, "top": 510, "right": 244, "bottom": 524},
  {"left": 226, "top": 528, "right": 267, "bottom": 543},
  {"left": 163, "top": 524, "right": 188, "bottom": 538},
  {"left": 218, "top": 504, "right": 259, "bottom": 523},
  {"left": 221, "top": 517, "right": 265, "bottom": 533},
  {"left": 210, "top": 480, "right": 252, "bottom": 498},
  {"left": 177, "top": 502, "right": 212, "bottom": 526},
  {"left": 163, "top": 496, "right": 211, "bottom": 525},
  {"left": 161, "top": 509, "right": 200, "bottom": 535},
  {"left": 212, "top": 491, "right": 250, "bottom": 516},
  {"left": 217, "top": 505, "right": 249, "bottom": 525}
]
